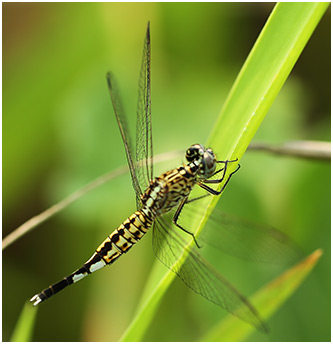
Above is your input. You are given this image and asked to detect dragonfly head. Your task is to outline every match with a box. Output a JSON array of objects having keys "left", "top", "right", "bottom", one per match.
[{"left": 186, "top": 144, "right": 216, "bottom": 179}]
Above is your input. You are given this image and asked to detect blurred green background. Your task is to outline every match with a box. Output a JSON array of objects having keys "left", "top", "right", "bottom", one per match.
[{"left": 3, "top": 3, "right": 330, "bottom": 341}]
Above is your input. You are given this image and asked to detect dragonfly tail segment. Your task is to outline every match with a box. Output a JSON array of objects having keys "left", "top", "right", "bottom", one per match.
[
  {"left": 30, "top": 210, "right": 153, "bottom": 306},
  {"left": 30, "top": 265, "right": 91, "bottom": 306}
]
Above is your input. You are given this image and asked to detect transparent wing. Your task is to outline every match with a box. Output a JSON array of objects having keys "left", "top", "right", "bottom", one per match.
[
  {"left": 106, "top": 22, "right": 152, "bottom": 205},
  {"left": 180, "top": 198, "right": 301, "bottom": 265},
  {"left": 152, "top": 215, "right": 268, "bottom": 333},
  {"left": 106, "top": 72, "right": 142, "bottom": 204},
  {"left": 199, "top": 211, "right": 301, "bottom": 265},
  {"left": 135, "top": 21, "right": 153, "bottom": 190}
]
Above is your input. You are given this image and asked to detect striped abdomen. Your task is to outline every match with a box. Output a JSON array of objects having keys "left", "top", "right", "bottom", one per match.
[{"left": 30, "top": 210, "right": 153, "bottom": 305}]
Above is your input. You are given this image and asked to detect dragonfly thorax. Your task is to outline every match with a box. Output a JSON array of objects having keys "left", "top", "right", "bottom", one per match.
[{"left": 186, "top": 144, "right": 216, "bottom": 179}]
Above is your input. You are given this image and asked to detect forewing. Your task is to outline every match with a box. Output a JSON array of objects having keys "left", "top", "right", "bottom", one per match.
[
  {"left": 135, "top": 21, "right": 153, "bottom": 190},
  {"left": 106, "top": 72, "right": 142, "bottom": 205},
  {"left": 152, "top": 215, "right": 268, "bottom": 333}
]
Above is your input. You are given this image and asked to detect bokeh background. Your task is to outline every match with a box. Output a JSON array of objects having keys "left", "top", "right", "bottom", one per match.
[{"left": 3, "top": 3, "right": 330, "bottom": 341}]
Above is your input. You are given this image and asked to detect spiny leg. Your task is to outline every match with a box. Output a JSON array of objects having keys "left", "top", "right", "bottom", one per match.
[
  {"left": 217, "top": 158, "right": 239, "bottom": 163},
  {"left": 209, "top": 165, "right": 227, "bottom": 178},
  {"left": 204, "top": 158, "right": 239, "bottom": 184},
  {"left": 211, "top": 158, "right": 238, "bottom": 177},
  {"left": 198, "top": 163, "right": 240, "bottom": 195},
  {"left": 185, "top": 194, "right": 210, "bottom": 204},
  {"left": 172, "top": 160, "right": 240, "bottom": 246},
  {"left": 173, "top": 197, "right": 201, "bottom": 249},
  {"left": 209, "top": 158, "right": 238, "bottom": 179}
]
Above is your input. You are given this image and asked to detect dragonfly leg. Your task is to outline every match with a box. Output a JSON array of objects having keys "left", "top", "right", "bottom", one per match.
[
  {"left": 204, "top": 164, "right": 241, "bottom": 184},
  {"left": 216, "top": 158, "right": 239, "bottom": 163},
  {"left": 205, "top": 158, "right": 240, "bottom": 183},
  {"left": 198, "top": 163, "right": 240, "bottom": 195},
  {"left": 185, "top": 194, "right": 210, "bottom": 204},
  {"left": 173, "top": 197, "right": 201, "bottom": 249},
  {"left": 210, "top": 166, "right": 226, "bottom": 178},
  {"left": 209, "top": 158, "right": 238, "bottom": 179}
]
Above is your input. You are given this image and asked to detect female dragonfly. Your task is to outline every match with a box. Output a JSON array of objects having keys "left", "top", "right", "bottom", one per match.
[{"left": 30, "top": 22, "right": 295, "bottom": 332}]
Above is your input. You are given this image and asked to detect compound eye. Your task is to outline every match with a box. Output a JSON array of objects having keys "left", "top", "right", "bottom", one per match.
[
  {"left": 199, "top": 151, "right": 216, "bottom": 178},
  {"left": 186, "top": 148, "right": 196, "bottom": 162},
  {"left": 205, "top": 156, "right": 215, "bottom": 171},
  {"left": 186, "top": 144, "right": 203, "bottom": 162},
  {"left": 206, "top": 159, "right": 216, "bottom": 176},
  {"left": 206, "top": 148, "right": 214, "bottom": 156}
]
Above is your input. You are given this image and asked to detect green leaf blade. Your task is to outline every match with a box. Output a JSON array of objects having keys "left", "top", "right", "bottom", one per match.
[
  {"left": 120, "top": 3, "right": 328, "bottom": 341},
  {"left": 10, "top": 302, "right": 38, "bottom": 342},
  {"left": 202, "top": 249, "right": 323, "bottom": 341},
  {"left": 208, "top": 2, "right": 330, "bottom": 162}
]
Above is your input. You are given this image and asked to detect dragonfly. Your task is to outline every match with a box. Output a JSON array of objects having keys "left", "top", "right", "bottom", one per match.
[{"left": 30, "top": 22, "right": 297, "bottom": 333}]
